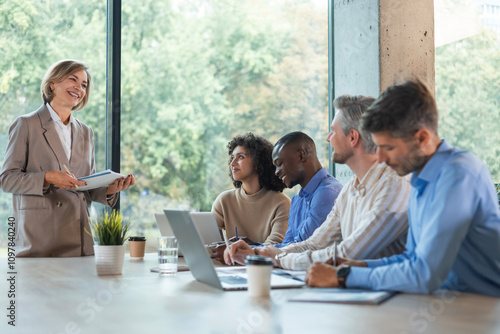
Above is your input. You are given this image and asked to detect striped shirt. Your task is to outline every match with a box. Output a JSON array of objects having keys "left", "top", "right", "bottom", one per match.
[{"left": 280, "top": 161, "right": 411, "bottom": 270}]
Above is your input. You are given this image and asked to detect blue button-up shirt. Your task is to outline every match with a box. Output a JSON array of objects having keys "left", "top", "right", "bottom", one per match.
[
  {"left": 275, "top": 167, "right": 342, "bottom": 248},
  {"left": 347, "top": 140, "right": 500, "bottom": 297}
]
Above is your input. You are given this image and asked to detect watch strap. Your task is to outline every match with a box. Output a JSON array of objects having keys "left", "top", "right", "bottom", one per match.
[
  {"left": 274, "top": 250, "right": 287, "bottom": 267},
  {"left": 337, "top": 264, "right": 350, "bottom": 288}
]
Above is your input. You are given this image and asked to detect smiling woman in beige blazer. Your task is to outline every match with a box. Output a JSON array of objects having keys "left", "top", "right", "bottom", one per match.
[{"left": 0, "top": 59, "right": 135, "bottom": 257}]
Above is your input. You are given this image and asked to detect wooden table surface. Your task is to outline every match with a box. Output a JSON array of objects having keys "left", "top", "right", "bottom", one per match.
[{"left": 2, "top": 253, "right": 499, "bottom": 334}]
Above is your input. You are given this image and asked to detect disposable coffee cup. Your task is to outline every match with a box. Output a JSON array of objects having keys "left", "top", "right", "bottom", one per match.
[
  {"left": 245, "top": 255, "right": 274, "bottom": 298},
  {"left": 129, "top": 236, "right": 146, "bottom": 260}
]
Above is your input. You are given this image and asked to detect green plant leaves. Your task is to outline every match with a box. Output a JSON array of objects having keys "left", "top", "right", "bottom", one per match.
[{"left": 87, "top": 210, "right": 131, "bottom": 245}]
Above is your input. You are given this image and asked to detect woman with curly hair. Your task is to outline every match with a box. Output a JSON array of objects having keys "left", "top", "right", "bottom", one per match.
[{"left": 212, "top": 133, "right": 290, "bottom": 245}]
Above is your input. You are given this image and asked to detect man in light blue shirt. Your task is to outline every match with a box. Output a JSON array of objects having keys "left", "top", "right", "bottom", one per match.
[
  {"left": 305, "top": 80, "right": 500, "bottom": 297},
  {"left": 279, "top": 167, "right": 340, "bottom": 246},
  {"left": 272, "top": 132, "right": 342, "bottom": 247}
]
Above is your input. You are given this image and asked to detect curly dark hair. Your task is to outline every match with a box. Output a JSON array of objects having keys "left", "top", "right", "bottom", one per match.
[{"left": 227, "top": 133, "right": 286, "bottom": 192}]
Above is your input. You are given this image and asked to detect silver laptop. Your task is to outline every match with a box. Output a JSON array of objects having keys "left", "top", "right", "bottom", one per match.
[
  {"left": 155, "top": 212, "right": 223, "bottom": 256},
  {"left": 163, "top": 209, "right": 305, "bottom": 291}
]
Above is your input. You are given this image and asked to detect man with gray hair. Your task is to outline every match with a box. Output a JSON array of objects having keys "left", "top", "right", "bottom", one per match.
[{"left": 225, "top": 95, "right": 411, "bottom": 270}]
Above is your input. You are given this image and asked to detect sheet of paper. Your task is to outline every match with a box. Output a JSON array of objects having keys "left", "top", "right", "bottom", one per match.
[
  {"left": 76, "top": 169, "right": 125, "bottom": 191},
  {"left": 272, "top": 269, "right": 307, "bottom": 282}
]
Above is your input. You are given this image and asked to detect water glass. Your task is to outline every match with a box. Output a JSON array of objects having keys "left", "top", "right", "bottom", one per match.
[{"left": 157, "top": 236, "right": 178, "bottom": 276}]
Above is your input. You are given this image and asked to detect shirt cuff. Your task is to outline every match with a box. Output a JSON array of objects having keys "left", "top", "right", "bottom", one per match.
[
  {"left": 346, "top": 266, "right": 373, "bottom": 289},
  {"left": 280, "top": 251, "right": 312, "bottom": 270},
  {"left": 281, "top": 243, "right": 300, "bottom": 253},
  {"left": 365, "top": 258, "right": 387, "bottom": 268}
]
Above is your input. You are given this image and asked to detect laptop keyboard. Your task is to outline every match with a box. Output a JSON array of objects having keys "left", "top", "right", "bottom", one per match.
[{"left": 219, "top": 275, "right": 248, "bottom": 285}]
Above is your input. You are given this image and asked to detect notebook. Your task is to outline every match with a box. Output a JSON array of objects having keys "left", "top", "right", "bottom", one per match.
[
  {"left": 77, "top": 169, "right": 125, "bottom": 191},
  {"left": 288, "top": 288, "right": 396, "bottom": 304},
  {"left": 163, "top": 209, "right": 305, "bottom": 291}
]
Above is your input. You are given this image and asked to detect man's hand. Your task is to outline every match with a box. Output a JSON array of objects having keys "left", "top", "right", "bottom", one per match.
[
  {"left": 106, "top": 174, "right": 135, "bottom": 195},
  {"left": 257, "top": 246, "right": 282, "bottom": 266},
  {"left": 224, "top": 239, "right": 256, "bottom": 265},
  {"left": 44, "top": 171, "right": 87, "bottom": 189},
  {"left": 209, "top": 243, "right": 227, "bottom": 262},
  {"left": 305, "top": 258, "right": 339, "bottom": 288}
]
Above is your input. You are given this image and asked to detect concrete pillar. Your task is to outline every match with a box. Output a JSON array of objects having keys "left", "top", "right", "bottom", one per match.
[{"left": 331, "top": 0, "right": 435, "bottom": 184}]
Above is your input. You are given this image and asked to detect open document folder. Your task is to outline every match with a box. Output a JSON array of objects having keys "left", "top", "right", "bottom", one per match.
[{"left": 76, "top": 169, "right": 125, "bottom": 191}]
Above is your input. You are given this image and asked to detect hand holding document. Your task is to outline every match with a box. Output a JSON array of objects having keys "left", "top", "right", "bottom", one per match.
[{"left": 76, "top": 169, "right": 126, "bottom": 191}]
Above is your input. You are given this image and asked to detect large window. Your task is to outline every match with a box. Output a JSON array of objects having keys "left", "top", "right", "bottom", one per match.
[
  {"left": 0, "top": 0, "right": 329, "bottom": 255},
  {"left": 4, "top": 1, "right": 499, "bottom": 257},
  {"left": 435, "top": 0, "right": 500, "bottom": 187},
  {"left": 120, "top": 0, "right": 330, "bottom": 252},
  {"left": 0, "top": 0, "right": 107, "bottom": 255}
]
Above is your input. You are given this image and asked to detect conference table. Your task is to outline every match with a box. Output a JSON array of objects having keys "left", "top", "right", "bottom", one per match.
[{"left": 2, "top": 254, "right": 499, "bottom": 334}]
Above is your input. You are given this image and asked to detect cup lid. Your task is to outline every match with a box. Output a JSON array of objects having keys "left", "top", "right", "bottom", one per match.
[
  {"left": 244, "top": 255, "right": 274, "bottom": 266},
  {"left": 129, "top": 236, "right": 146, "bottom": 241}
]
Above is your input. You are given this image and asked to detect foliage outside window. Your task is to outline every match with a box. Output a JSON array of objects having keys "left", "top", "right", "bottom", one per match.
[
  {"left": 435, "top": 0, "right": 500, "bottom": 185},
  {"left": 119, "top": 0, "right": 329, "bottom": 251}
]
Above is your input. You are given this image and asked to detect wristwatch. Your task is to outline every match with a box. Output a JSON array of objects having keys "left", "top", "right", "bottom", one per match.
[
  {"left": 274, "top": 250, "right": 288, "bottom": 268},
  {"left": 336, "top": 264, "right": 351, "bottom": 288}
]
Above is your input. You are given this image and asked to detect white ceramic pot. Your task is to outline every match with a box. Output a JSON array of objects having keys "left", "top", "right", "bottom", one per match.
[{"left": 93, "top": 245, "right": 125, "bottom": 276}]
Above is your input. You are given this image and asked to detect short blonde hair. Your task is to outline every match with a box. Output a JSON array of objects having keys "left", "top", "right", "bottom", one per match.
[{"left": 41, "top": 59, "right": 92, "bottom": 111}]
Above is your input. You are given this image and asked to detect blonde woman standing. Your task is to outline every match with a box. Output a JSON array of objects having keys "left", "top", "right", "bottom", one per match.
[{"left": 0, "top": 59, "right": 135, "bottom": 257}]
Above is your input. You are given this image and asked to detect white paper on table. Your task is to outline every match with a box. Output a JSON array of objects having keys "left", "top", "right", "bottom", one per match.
[{"left": 76, "top": 169, "right": 125, "bottom": 191}]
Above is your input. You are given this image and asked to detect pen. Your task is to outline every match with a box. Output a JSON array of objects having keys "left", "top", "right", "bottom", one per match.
[
  {"left": 235, "top": 227, "right": 238, "bottom": 241},
  {"left": 222, "top": 229, "right": 234, "bottom": 265},
  {"left": 63, "top": 165, "right": 78, "bottom": 189},
  {"left": 333, "top": 240, "right": 338, "bottom": 267}
]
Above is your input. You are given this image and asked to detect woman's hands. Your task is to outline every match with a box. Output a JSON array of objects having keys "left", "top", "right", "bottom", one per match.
[
  {"left": 44, "top": 171, "right": 135, "bottom": 193},
  {"left": 106, "top": 174, "right": 135, "bottom": 195},
  {"left": 44, "top": 171, "right": 86, "bottom": 189}
]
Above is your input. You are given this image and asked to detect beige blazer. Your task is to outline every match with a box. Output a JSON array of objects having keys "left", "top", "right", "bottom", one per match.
[{"left": 0, "top": 104, "right": 117, "bottom": 257}]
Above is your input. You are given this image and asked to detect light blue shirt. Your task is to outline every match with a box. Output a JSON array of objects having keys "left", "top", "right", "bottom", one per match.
[
  {"left": 275, "top": 168, "right": 342, "bottom": 248},
  {"left": 347, "top": 139, "right": 500, "bottom": 297}
]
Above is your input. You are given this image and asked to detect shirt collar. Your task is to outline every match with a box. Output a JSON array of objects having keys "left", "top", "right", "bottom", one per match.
[
  {"left": 299, "top": 167, "right": 329, "bottom": 197},
  {"left": 47, "top": 103, "right": 74, "bottom": 125},
  {"left": 410, "top": 139, "right": 451, "bottom": 188},
  {"left": 351, "top": 161, "right": 386, "bottom": 197}
]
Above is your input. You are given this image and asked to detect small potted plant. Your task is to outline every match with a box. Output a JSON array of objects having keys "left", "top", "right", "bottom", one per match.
[{"left": 87, "top": 209, "right": 131, "bottom": 276}]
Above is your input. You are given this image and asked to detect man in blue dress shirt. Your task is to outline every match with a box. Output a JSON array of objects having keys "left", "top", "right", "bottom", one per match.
[
  {"left": 306, "top": 80, "right": 500, "bottom": 297},
  {"left": 272, "top": 131, "right": 342, "bottom": 247}
]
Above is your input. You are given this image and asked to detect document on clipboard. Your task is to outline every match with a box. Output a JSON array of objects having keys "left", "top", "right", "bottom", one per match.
[{"left": 76, "top": 170, "right": 125, "bottom": 191}]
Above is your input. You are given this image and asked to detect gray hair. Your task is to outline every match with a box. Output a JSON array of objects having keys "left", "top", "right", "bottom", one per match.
[{"left": 333, "top": 95, "right": 377, "bottom": 154}]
